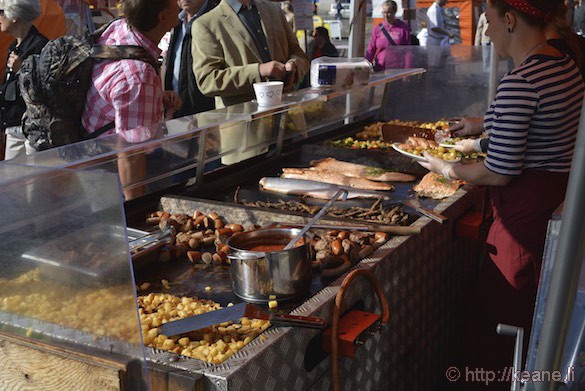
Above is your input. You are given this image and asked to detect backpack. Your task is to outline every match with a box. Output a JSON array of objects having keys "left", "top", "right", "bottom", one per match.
[{"left": 19, "top": 21, "right": 160, "bottom": 151}]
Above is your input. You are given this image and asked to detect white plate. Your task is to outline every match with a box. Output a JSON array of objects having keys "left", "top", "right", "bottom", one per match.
[
  {"left": 392, "top": 143, "right": 427, "bottom": 162},
  {"left": 439, "top": 142, "right": 456, "bottom": 148},
  {"left": 392, "top": 143, "right": 461, "bottom": 163}
]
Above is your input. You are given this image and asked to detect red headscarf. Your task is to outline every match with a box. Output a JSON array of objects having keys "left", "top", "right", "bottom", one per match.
[{"left": 502, "top": 0, "right": 551, "bottom": 21}]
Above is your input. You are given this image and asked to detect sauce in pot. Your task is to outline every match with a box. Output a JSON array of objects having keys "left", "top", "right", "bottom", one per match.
[
  {"left": 249, "top": 244, "right": 287, "bottom": 252},
  {"left": 243, "top": 238, "right": 306, "bottom": 252}
]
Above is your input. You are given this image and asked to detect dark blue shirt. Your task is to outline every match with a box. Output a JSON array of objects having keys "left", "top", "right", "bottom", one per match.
[{"left": 226, "top": 0, "right": 271, "bottom": 62}]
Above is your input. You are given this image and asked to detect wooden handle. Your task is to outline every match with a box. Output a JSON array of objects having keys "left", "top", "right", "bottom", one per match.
[
  {"left": 415, "top": 207, "right": 448, "bottom": 224},
  {"left": 273, "top": 222, "right": 421, "bottom": 235},
  {"left": 270, "top": 314, "right": 326, "bottom": 329},
  {"left": 372, "top": 225, "right": 421, "bottom": 234}
]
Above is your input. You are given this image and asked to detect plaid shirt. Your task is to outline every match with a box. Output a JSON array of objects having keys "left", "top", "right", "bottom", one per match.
[{"left": 81, "top": 19, "right": 163, "bottom": 139}]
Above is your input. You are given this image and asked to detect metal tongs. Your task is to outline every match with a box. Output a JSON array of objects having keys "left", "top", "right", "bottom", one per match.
[
  {"left": 129, "top": 226, "right": 175, "bottom": 259},
  {"left": 284, "top": 189, "right": 349, "bottom": 250}
]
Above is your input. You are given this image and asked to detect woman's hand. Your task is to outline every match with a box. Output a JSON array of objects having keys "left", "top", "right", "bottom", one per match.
[
  {"left": 452, "top": 139, "right": 478, "bottom": 154},
  {"left": 418, "top": 151, "right": 456, "bottom": 180},
  {"left": 448, "top": 117, "right": 484, "bottom": 137}
]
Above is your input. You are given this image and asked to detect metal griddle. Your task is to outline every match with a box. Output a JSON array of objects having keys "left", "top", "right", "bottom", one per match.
[
  {"left": 135, "top": 124, "right": 455, "bottom": 307},
  {"left": 201, "top": 141, "right": 443, "bottom": 219}
]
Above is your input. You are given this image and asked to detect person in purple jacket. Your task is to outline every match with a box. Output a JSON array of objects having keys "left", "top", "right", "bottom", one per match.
[{"left": 365, "top": 0, "right": 411, "bottom": 70}]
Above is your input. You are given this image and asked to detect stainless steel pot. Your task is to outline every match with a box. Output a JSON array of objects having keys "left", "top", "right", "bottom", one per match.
[{"left": 226, "top": 228, "right": 312, "bottom": 303}]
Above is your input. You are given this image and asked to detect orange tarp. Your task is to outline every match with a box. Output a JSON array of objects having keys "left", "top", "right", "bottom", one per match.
[{"left": 0, "top": 0, "right": 66, "bottom": 75}]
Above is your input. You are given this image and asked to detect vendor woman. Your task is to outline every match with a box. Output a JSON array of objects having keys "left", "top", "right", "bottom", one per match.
[{"left": 418, "top": 0, "right": 585, "bottom": 382}]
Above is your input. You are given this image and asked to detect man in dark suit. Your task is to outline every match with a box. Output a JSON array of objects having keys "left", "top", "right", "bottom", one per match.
[
  {"left": 191, "top": 0, "right": 309, "bottom": 164},
  {"left": 191, "top": 0, "right": 309, "bottom": 108},
  {"left": 164, "top": 0, "right": 218, "bottom": 117}
]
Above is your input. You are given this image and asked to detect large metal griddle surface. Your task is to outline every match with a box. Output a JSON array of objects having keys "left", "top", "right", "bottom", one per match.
[
  {"left": 137, "top": 126, "right": 455, "bottom": 308},
  {"left": 135, "top": 125, "right": 456, "bottom": 320},
  {"left": 201, "top": 142, "right": 442, "bottom": 216}
]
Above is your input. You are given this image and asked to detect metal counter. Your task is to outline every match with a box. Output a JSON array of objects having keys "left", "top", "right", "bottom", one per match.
[
  {"left": 130, "top": 137, "right": 484, "bottom": 390},
  {"left": 132, "top": 187, "right": 482, "bottom": 391},
  {"left": 0, "top": 145, "right": 483, "bottom": 391}
]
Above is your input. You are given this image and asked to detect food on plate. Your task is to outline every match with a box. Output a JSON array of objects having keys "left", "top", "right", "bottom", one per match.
[
  {"left": 310, "top": 157, "right": 415, "bottom": 182},
  {"left": 396, "top": 137, "right": 460, "bottom": 162},
  {"left": 413, "top": 172, "right": 465, "bottom": 199},
  {"left": 281, "top": 168, "right": 394, "bottom": 191},
  {"left": 258, "top": 177, "right": 390, "bottom": 200},
  {"left": 439, "top": 137, "right": 462, "bottom": 146},
  {"left": 403, "top": 136, "right": 439, "bottom": 150},
  {"left": 439, "top": 137, "right": 487, "bottom": 161}
]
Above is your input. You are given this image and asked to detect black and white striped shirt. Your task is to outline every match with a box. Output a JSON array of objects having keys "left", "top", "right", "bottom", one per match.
[{"left": 484, "top": 54, "right": 584, "bottom": 175}]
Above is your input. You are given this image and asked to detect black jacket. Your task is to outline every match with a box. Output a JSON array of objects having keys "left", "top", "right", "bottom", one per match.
[
  {"left": 164, "top": 2, "right": 218, "bottom": 118},
  {"left": 0, "top": 26, "right": 48, "bottom": 130},
  {"left": 309, "top": 41, "right": 339, "bottom": 60}
]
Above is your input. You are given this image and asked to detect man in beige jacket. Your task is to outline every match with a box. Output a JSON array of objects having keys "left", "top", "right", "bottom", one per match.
[
  {"left": 191, "top": 0, "right": 309, "bottom": 165},
  {"left": 191, "top": 0, "right": 309, "bottom": 108}
]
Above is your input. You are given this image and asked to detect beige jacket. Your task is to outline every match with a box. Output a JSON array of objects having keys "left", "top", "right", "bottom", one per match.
[{"left": 191, "top": 0, "right": 309, "bottom": 108}]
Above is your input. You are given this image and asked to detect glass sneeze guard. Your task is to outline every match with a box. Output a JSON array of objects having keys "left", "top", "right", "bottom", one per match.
[
  {"left": 8, "top": 69, "right": 424, "bottom": 201},
  {"left": 0, "top": 163, "right": 149, "bottom": 388}
]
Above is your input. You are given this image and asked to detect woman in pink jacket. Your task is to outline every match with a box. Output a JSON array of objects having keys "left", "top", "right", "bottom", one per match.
[{"left": 365, "top": 0, "right": 411, "bottom": 70}]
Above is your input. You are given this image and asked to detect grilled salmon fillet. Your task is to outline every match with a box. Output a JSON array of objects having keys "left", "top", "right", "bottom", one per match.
[
  {"left": 413, "top": 172, "right": 464, "bottom": 199},
  {"left": 310, "top": 158, "right": 415, "bottom": 182},
  {"left": 259, "top": 177, "right": 390, "bottom": 200},
  {"left": 281, "top": 168, "right": 394, "bottom": 191},
  {"left": 406, "top": 137, "right": 438, "bottom": 149}
]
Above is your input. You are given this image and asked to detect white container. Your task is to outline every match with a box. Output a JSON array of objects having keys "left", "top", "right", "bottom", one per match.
[
  {"left": 310, "top": 57, "right": 372, "bottom": 88},
  {"left": 253, "top": 81, "right": 284, "bottom": 106}
]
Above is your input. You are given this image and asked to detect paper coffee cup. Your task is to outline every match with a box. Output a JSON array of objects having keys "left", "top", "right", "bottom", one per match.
[{"left": 253, "top": 81, "right": 283, "bottom": 106}]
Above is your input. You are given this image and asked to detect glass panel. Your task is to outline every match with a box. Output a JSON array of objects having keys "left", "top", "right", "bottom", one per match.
[
  {"left": 381, "top": 46, "right": 513, "bottom": 121},
  {"left": 0, "top": 164, "right": 148, "bottom": 387},
  {"left": 10, "top": 68, "right": 424, "bottom": 199},
  {"left": 525, "top": 211, "right": 585, "bottom": 390},
  {"left": 11, "top": 124, "right": 204, "bottom": 201}
]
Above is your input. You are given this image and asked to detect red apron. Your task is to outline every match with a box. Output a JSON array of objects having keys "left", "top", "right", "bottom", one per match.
[
  {"left": 464, "top": 170, "right": 569, "bottom": 389},
  {"left": 487, "top": 170, "right": 569, "bottom": 291}
]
